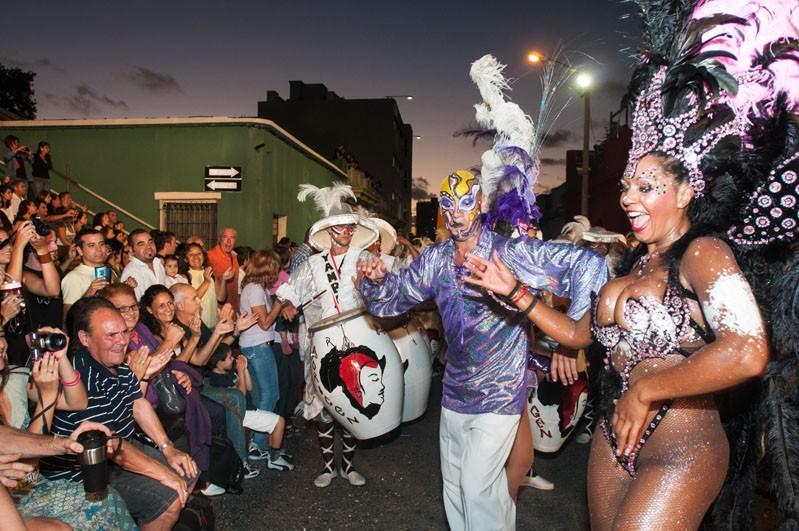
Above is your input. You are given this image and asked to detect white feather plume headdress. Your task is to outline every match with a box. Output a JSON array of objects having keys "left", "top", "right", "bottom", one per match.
[
  {"left": 297, "top": 181, "right": 378, "bottom": 251},
  {"left": 297, "top": 181, "right": 356, "bottom": 217}
]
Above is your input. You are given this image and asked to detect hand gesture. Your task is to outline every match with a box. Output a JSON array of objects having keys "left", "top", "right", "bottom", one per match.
[
  {"left": 218, "top": 303, "right": 234, "bottom": 323},
  {"left": 357, "top": 256, "right": 387, "bottom": 282},
  {"left": 163, "top": 446, "right": 198, "bottom": 480},
  {"left": 30, "top": 353, "right": 60, "bottom": 399},
  {"left": 13, "top": 221, "right": 35, "bottom": 249},
  {"left": 611, "top": 381, "right": 652, "bottom": 458},
  {"left": 280, "top": 301, "right": 298, "bottom": 321},
  {"left": 164, "top": 323, "right": 185, "bottom": 346},
  {"left": 549, "top": 349, "right": 579, "bottom": 385},
  {"left": 234, "top": 311, "right": 258, "bottom": 334},
  {"left": 84, "top": 277, "right": 109, "bottom": 297},
  {"left": 123, "top": 276, "right": 138, "bottom": 289},
  {"left": 67, "top": 243, "right": 79, "bottom": 264},
  {"left": 30, "top": 232, "right": 49, "bottom": 254},
  {"left": 188, "top": 314, "right": 202, "bottom": 337},
  {"left": 1, "top": 294, "right": 23, "bottom": 324},
  {"left": 126, "top": 346, "right": 152, "bottom": 382},
  {"left": 0, "top": 454, "right": 34, "bottom": 488},
  {"left": 159, "top": 469, "right": 189, "bottom": 507},
  {"left": 144, "top": 348, "right": 172, "bottom": 380},
  {"left": 172, "top": 369, "right": 192, "bottom": 394},
  {"left": 203, "top": 266, "right": 214, "bottom": 282},
  {"left": 69, "top": 421, "right": 115, "bottom": 454},
  {"left": 235, "top": 355, "right": 248, "bottom": 372},
  {"left": 463, "top": 251, "right": 517, "bottom": 296},
  {"left": 222, "top": 267, "right": 234, "bottom": 281}
]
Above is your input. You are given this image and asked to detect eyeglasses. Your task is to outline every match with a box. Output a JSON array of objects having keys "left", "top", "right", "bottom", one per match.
[{"left": 115, "top": 304, "right": 139, "bottom": 315}]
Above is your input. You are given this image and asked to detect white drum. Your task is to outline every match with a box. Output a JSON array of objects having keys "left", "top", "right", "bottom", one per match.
[
  {"left": 527, "top": 379, "right": 588, "bottom": 453},
  {"left": 386, "top": 317, "right": 433, "bottom": 422},
  {"left": 309, "top": 307, "right": 404, "bottom": 439}
]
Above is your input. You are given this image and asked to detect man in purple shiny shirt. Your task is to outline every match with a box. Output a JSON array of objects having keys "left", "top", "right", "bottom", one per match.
[{"left": 358, "top": 170, "right": 607, "bottom": 530}]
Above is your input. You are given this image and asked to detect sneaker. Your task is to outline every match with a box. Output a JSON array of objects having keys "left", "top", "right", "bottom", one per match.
[
  {"left": 575, "top": 428, "right": 593, "bottom": 445},
  {"left": 200, "top": 483, "right": 226, "bottom": 496},
  {"left": 266, "top": 453, "right": 295, "bottom": 471},
  {"left": 340, "top": 469, "right": 366, "bottom": 487},
  {"left": 314, "top": 470, "right": 337, "bottom": 488},
  {"left": 521, "top": 472, "right": 554, "bottom": 491},
  {"left": 248, "top": 442, "right": 269, "bottom": 461},
  {"left": 279, "top": 450, "right": 294, "bottom": 463},
  {"left": 243, "top": 461, "right": 260, "bottom": 480}
]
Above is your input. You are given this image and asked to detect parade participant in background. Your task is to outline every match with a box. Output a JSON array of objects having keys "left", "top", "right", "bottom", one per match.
[
  {"left": 277, "top": 182, "right": 378, "bottom": 488},
  {"left": 586, "top": 1, "right": 798, "bottom": 529},
  {"left": 359, "top": 167, "right": 606, "bottom": 529}
]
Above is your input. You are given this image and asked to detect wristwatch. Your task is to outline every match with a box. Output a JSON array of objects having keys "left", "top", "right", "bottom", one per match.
[{"left": 158, "top": 440, "right": 173, "bottom": 452}]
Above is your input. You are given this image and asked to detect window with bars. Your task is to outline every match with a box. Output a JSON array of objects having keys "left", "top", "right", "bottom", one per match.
[{"left": 164, "top": 202, "right": 217, "bottom": 247}]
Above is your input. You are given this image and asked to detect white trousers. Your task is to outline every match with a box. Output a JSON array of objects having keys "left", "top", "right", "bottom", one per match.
[
  {"left": 242, "top": 409, "right": 279, "bottom": 434},
  {"left": 440, "top": 408, "right": 520, "bottom": 531}
]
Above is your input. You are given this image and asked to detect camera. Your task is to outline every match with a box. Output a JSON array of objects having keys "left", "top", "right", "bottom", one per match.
[
  {"left": 31, "top": 217, "right": 51, "bottom": 237},
  {"left": 29, "top": 331, "right": 67, "bottom": 360}
]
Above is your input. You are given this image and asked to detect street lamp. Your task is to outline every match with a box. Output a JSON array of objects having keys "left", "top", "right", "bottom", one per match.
[{"left": 575, "top": 73, "right": 593, "bottom": 217}]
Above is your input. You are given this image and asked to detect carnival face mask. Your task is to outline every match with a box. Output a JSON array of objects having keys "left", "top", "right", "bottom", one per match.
[{"left": 439, "top": 170, "right": 482, "bottom": 241}]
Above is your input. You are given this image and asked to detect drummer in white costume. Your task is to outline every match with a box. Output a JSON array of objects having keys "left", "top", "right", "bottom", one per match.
[{"left": 277, "top": 182, "right": 378, "bottom": 488}]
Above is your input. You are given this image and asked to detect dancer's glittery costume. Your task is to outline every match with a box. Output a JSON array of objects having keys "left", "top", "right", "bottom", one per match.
[
  {"left": 585, "top": 0, "right": 799, "bottom": 529},
  {"left": 588, "top": 273, "right": 728, "bottom": 530},
  {"left": 361, "top": 227, "right": 606, "bottom": 416},
  {"left": 360, "top": 219, "right": 606, "bottom": 528}
]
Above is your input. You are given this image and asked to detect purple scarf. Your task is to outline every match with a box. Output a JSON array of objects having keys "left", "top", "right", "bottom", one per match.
[{"left": 129, "top": 322, "right": 211, "bottom": 472}]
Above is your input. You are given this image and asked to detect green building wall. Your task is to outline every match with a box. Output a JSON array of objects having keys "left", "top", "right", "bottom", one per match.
[{"left": 0, "top": 117, "right": 346, "bottom": 247}]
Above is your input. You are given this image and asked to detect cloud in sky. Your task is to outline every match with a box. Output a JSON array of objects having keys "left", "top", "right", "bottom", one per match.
[
  {"left": 0, "top": 56, "right": 64, "bottom": 73},
  {"left": 127, "top": 66, "right": 182, "bottom": 94},
  {"left": 542, "top": 129, "right": 577, "bottom": 148},
  {"left": 62, "top": 85, "right": 129, "bottom": 116},
  {"left": 412, "top": 176, "right": 434, "bottom": 200}
]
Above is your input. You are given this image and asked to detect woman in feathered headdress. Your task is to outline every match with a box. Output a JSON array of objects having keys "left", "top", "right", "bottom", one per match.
[{"left": 586, "top": 1, "right": 799, "bottom": 529}]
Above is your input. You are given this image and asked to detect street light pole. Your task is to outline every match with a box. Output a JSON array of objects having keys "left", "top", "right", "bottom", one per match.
[{"left": 581, "top": 91, "right": 590, "bottom": 217}]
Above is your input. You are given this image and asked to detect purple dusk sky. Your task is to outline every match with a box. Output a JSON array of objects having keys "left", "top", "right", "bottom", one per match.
[{"left": 3, "top": 0, "right": 638, "bottom": 198}]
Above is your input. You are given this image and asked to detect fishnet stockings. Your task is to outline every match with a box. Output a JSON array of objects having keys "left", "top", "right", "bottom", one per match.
[{"left": 588, "top": 395, "right": 729, "bottom": 531}]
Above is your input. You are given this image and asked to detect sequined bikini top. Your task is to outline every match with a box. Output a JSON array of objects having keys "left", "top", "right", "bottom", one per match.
[{"left": 592, "top": 281, "right": 713, "bottom": 391}]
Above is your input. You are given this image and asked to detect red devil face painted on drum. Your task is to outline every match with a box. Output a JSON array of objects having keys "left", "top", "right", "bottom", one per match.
[{"left": 320, "top": 345, "right": 386, "bottom": 420}]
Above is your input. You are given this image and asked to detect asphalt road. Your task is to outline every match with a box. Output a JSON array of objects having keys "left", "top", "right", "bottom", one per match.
[{"left": 211, "top": 375, "right": 591, "bottom": 530}]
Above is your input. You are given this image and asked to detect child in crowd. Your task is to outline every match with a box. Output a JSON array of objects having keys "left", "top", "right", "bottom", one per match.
[
  {"left": 206, "top": 343, "right": 294, "bottom": 471},
  {"left": 162, "top": 254, "right": 188, "bottom": 288}
]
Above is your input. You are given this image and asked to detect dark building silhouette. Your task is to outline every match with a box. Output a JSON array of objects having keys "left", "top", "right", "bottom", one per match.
[
  {"left": 257, "top": 81, "right": 413, "bottom": 227},
  {"left": 540, "top": 105, "right": 633, "bottom": 238},
  {"left": 415, "top": 198, "right": 439, "bottom": 240}
]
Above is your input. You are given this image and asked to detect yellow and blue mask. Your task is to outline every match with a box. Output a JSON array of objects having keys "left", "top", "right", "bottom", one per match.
[{"left": 439, "top": 170, "right": 482, "bottom": 240}]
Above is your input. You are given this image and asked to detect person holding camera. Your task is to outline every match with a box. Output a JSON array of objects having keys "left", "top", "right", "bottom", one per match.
[
  {"left": 60, "top": 228, "right": 109, "bottom": 315},
  {"left": 2, "top": 137, "right": 32, "bottom": 193},
  {"left": 42, "top": 297, "right": 198, "bottom": 530}
]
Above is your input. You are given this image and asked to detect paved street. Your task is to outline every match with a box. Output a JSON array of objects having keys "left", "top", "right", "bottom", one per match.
[{"left": 212, "top": 375, "right": 591, "bottom": 530}]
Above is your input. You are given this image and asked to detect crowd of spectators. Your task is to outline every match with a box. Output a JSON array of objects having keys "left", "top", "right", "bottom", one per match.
[{"left": 0, "top": 177, "right": 310, "bottom": 529}]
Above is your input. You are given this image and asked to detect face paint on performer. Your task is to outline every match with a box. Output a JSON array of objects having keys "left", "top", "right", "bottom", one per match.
[
  {"left": 328, "top": 223, "right": 355, "bottom": 249},
  {"left": 439, "top": 170, "right": 482, "bottom": 241}
]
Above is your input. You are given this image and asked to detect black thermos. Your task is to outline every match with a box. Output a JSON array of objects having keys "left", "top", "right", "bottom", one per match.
[{"left": 76, "top": 430, "right": 109, "bottom": 501}]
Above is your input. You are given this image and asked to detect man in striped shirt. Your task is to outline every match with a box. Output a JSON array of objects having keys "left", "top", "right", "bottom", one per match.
[{"left": 40, "top": 298, "right": 198, "bottom": 531}]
